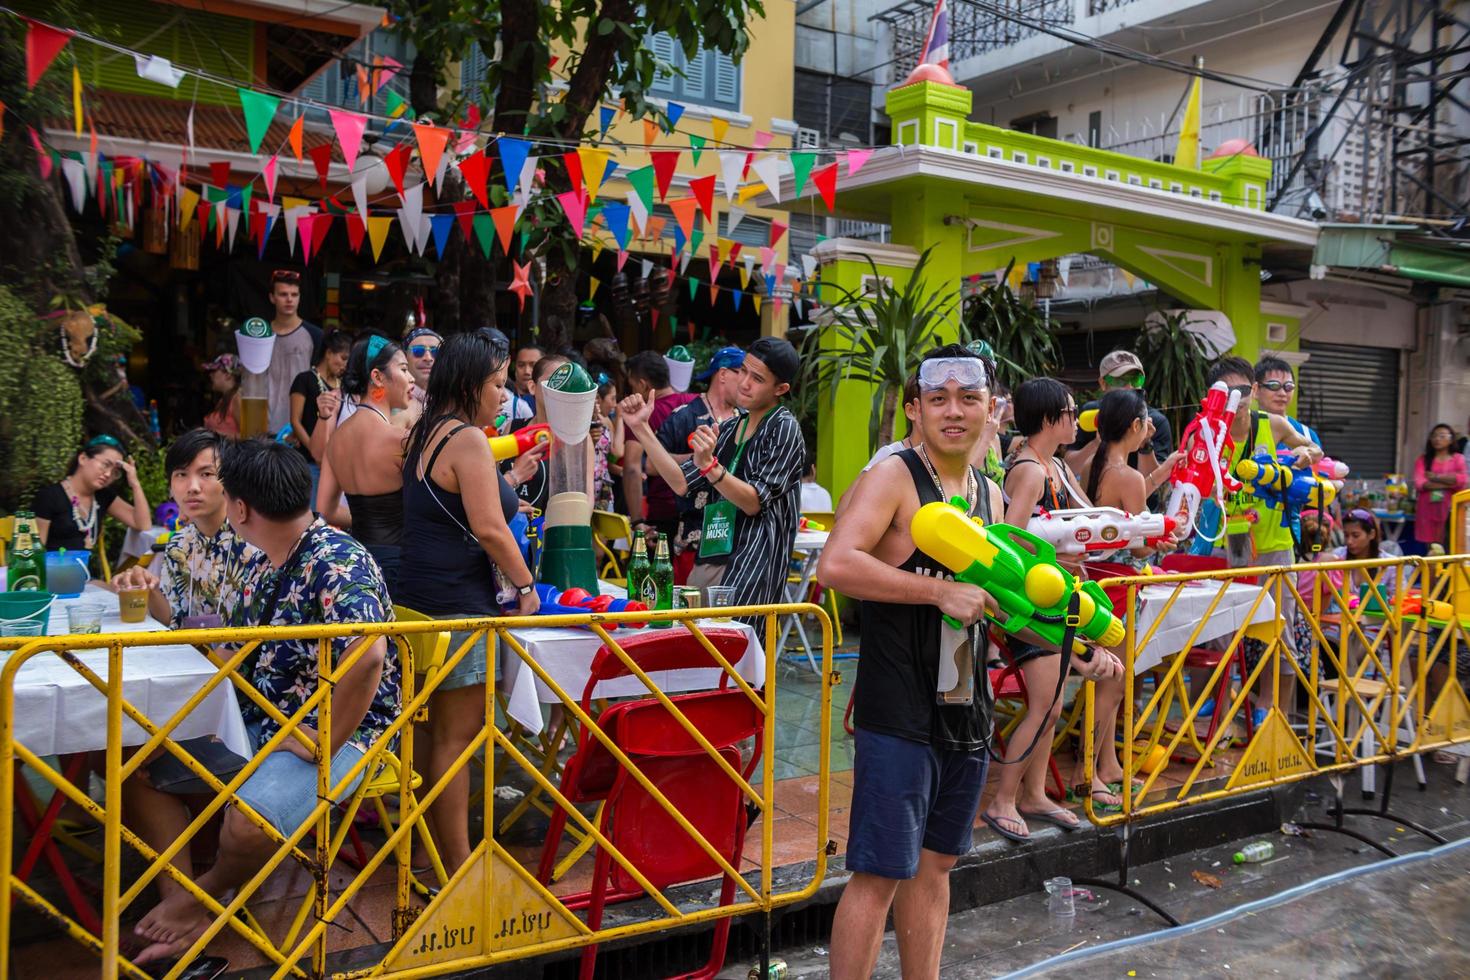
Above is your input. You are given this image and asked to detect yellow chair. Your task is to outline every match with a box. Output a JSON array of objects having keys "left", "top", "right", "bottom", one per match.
[
  {"left": 0, "top": 515, "right": 12, "bottom": 565},
  {"left": 799, "top": 511, "right": 842, "bottom": 647},
  {"left": 592, "top": 509, "right": 634, "bottom": 584}
]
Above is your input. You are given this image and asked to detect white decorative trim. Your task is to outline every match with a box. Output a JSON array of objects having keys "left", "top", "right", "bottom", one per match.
[
  {"left": 769, "top": 118, "right": 799, "bottom": 136},
  {"left": 897, "top": 119, "right": 919, "bottom": 145},
  {"left": 987, "top": 146, "right": 1004, "bottom": 159},
  {"left": 1012, "top": 151, "right": 1028, "bottom": 164},
  {"left": 812, "top": 238, "right": 921, "bottom": 268},
  {"left": 1036, "top": 156, "right": 1051, "bottom": 169},
  {"left": 935, "top": 118, "right": 958, "bottom": 149},
  {"left": 1137, "top": 246, "right": 1214, "bottom": 287},
  {"left": 965, "top": 219, "right": 1062, "bottom": 254},
  {"left": 1083, "top": 165, "right": 1098, "bottom": 178}
]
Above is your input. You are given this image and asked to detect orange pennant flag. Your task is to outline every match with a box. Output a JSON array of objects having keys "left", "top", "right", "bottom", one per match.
[
  {"left": 414, "top": 124, "right": 451, "bottom": 187},
  {"left": 490, "top": 204, "right": 519, "bottom": 254},
  {"left": 668, "top": 197, "right": 699, "bottom": 243},
  {"left": 642, "top": 118, "right": 658, "bottom": 147},
  {"left": 644, "top": 216, "right": 666, "bottom": 243},
  {"left": 288, "top": 115, "right": 304, "bottom": 162}
]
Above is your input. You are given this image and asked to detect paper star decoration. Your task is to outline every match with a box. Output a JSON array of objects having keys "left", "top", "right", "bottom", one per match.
[{"left": 510, "top": 260, "right": 534, "bottom": 312}]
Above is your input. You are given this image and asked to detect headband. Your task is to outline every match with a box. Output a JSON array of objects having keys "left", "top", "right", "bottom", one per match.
[
  {"left": 403, "top": 326, "right": 442, "bottom": 346},
  {"left": 364, "top": 335, "right": 391, "bottom": 373}
]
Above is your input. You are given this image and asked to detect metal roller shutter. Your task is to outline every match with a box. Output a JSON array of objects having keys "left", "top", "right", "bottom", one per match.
[{"left": 1297, "top": 342, "right": 1400, "bottom": 476}]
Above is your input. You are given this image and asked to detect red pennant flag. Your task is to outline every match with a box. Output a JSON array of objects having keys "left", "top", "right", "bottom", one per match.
[
  {"left": 727, "top": 241, "right": 743, "bottom": 270},
  {"left": 308, "top": 143, "right": 334, "bottom": 191},
  {"left": 457, "top": 149, "right": 491, "bottom": 209},
  {"left": 811, "top": 162, "right": 839, "bottom": 211},
  {"left": 689, "top": 174, "right": 716, "bottom": 223},
  {"left": 25, "top": 19, "right": 71, "bottom": 89},
  {"left": 490, "top": 204, "right": 519, "bottom": 254},
  {"left": 298, "top": 213, "right": 319, "bottom": 263},
  {"left": 453, "top": 200, "right": 476, "bottom": 242},
  {"left": 561, "top": 152, "right": 583, "bottom": 196},
  {"left": 310, "top": 212, "right": 333, "bottom": 256},
  {"left": 650, "top": 150, "right": 680, "bottom": 202},
  {"left": 770, "top": 220, "right": 788, "bottom": 247},
  {"left": 668, "top": 197, "right": 699, "bottom": 243},
  {"left": 413, "top": 124, "right": 451, "bottom": 187},
  {"left": 345, "top": 213, "right": 366, "bottom": 252},
  {"left": 288, "top": 115, "right": 305, "bottom": 162},
  {"left": 665, "top": 266, "right": 677, "bottom": 291},
  {"left": 197, "top": 201, "right": 211, "bottom": 242},
  {"left": 384, "top": 143, "right": 412, "bottom": 197},
  {"left": 209, "top": 161, "right": 231, "bottom": 190}
]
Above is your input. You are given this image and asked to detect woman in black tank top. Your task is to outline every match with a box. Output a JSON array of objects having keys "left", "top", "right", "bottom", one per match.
[
  {"left": 983, "top": 378, "right": 1127, "bottom": 841},
  {"left": 396, "top": 331, "right": 540, "bottom": 874}
]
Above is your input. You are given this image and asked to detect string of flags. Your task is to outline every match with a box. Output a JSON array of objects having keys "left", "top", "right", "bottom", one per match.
[{"left": 15, "top": 13, "right": 888, "bottom": 319}]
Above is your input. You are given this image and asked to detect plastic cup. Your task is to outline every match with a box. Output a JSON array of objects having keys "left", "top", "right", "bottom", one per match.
[
  {"left": 0, "top": 619, "right": 45, "bottom": 637},
  {"left": 66, "top": 603, "right": 104, "bottom": 635},
  {"left": 1044, "top": 876, "right": 1075, "bottom": 917},
  {"left": 118, "top": 588, "right": 150, "bottom": 624},
  {"left": 673, "top": 586, "right": 701, "bottom": 615},
  {"left": 705, "top": 586, "right": 736, "bottom": 622}
]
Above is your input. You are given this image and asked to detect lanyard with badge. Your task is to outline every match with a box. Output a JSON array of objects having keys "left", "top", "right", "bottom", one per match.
[{"left": 698, "top": 415, "right": 755, "bottom": 559}]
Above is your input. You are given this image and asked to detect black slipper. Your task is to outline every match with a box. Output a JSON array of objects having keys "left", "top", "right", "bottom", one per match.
[
  {"left": 980, "top": 811, "right": 1030, "bottom": 843},
  {"left": 1018, "top": 807, "right": 1080, "bottom": 832}
]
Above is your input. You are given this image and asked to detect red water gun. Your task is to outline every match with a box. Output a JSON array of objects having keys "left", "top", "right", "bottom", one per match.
[
  {"left": 484, "top": 422, "right": 552, "bottom": 461},
  {"left": 1164, "top": 381, "right": 1243, "bottom": 538}
]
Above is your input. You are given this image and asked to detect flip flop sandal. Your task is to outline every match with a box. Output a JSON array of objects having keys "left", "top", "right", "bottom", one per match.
[
  {"left": 1066, "top": 785, "right": 1124, "bottom": 815},
  {"left": 980, "top": 811, "right": 1030, "bottom": 844},
  {"left": 1106, "top": 779, "right": 1146, "bottom": 797},
  {"left": 1017, "top": 808, "right": 1079, "bottom": 832},
  {"left": 147, "top": 955, "right": 229, "bottom": 980}
]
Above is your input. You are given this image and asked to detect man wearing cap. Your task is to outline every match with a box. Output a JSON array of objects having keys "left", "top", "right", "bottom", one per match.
[
  {"left": 622, "top": 350, "right": 697, "bottom": 540},
  {"left": 622, "top": 337, "right": 807, "bottom": 618},
  {"left": 656, "top": 346, "right": 745, "bottom": 581},
  {"left": 1068, "top": 349, "right": 1173, "bottom": 481}
]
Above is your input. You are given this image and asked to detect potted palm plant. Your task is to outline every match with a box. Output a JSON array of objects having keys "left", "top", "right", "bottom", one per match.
[{"left": 963, "top": 260, "right": 1060, "bottom": 391}]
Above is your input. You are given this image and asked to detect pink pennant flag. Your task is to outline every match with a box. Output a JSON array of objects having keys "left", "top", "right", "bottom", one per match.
[
  {"left": 759, "top": 245, "right": 776, "bottom": 274},
  {"left": 846, "top": 148, "right": 874, "bottom": 176},
  {"left": 616, "top": 249, "right": 629, "bottom": 272},
  {"left": 329, "top": 109, "right": 369, "bottom": 172},
  {"left": 28, "top": 127, "right": 51, "bottom": 179},
  {"left": 298, "top": 213, "right": 319, "bottom": 264},
  {"left": 262, "top": 154, "right": 278, "bottom": 202},
  {"left": 374, "top": 55, "right": 403, "bottom": 95},
  {"left": 753, "top": 131, "right": 773, "bottom": 150},
  {"left": 556, "top": 189, "right": 588, "bottom": 238}
]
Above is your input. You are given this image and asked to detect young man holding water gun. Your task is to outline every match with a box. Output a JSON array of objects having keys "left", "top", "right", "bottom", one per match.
[{"left": 819, "top": 345, "right": 1122, "bottom": 980}]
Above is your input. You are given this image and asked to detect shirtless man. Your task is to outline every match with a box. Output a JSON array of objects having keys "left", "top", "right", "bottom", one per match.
[{"left": 820, "top": 344, "right": 1123, "bottom": 977}]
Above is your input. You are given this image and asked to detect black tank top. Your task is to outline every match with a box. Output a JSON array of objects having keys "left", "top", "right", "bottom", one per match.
[
  {"left": 344, "top": 491, "right": 404, "bottom": 548},
  {"left": 853, "top": 448, "right": 992, "bottom": 752},
  {"left": 395, "top": 420, "right": 519, "bottom": 615}
]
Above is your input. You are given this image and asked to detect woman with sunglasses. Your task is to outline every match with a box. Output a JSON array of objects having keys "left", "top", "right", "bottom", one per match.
[
  {"left": 32, "top": 434, "right": 152, "bottom": 554},
  {"left": 1414, "top": 423, "right": 1467, "bottom": 549},
  {"left": 316, "top": 336, "right": 415, "bottom": 590}
]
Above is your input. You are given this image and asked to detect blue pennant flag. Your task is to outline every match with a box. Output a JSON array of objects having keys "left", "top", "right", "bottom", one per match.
[
  {"left": 602, "top": 201, "right": 631, "bottom": 251},
  {"left": 598, "top": 106, "right": 616, "bottom": 135},
  {"left": 764, "top": 273, "right": 776, "bottom": 296},
  {"left": 673, "top": 223, "right": 686, "bottom": 255},
  {"left": 665, "top": 102, "right": 685, "bottom": 131},
  {"left": 732, "top": 288, "right": 743, "bottom": 312},
  {"left": 430, "top": 214, "right": 455, "bottom": 257},
  {"left": 497, "top": 137, "right": 531, "bottom": 195}
]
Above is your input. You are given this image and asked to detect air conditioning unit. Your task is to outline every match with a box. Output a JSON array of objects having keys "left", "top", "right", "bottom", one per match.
[{"left": 796, "top": 127, "right": 821, "bottom": 148}]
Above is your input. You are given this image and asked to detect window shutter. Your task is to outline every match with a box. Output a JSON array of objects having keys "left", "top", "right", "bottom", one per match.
[
  {"left": 682, "top": 44, "right": 707, "bottom": 99},
  {"left": 650, "top": 33, "right": 679, "bottom": 94},
  {"left": 711, "top": 52, "right": 740, "bottom": 109}
]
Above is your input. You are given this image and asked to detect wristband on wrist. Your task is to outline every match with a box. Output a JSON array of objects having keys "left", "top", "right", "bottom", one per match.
[
  {"left": 711, "top": 466, "right": 727, "bottom": 485},
  {"left": 699, "top": 459, "right": 719, "bottom": 476}
]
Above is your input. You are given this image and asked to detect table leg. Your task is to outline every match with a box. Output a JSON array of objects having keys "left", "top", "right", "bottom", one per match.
[
  {"left": 12, "top": 756, "right": 103, "bottom": 936},
  {"left": 779, "top": 556, "right": 820, "bottom": 673}
]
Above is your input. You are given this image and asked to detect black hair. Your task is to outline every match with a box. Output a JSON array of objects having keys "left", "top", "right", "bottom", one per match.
[
  {"left": 1253, "top": 355, "right": 1293, "bottom": 382},
  {"left": 405, "top": 331, "right": 512, "bottom": 463},
  {"left": 165, "top": 428, "right": 226, "bottom": 477},
  {"left": 1425, "top": 422, "right": 1455, "bottom": 466},
  {"left": 317, "top": 329, "right": 353, "bottom": 364},
  {"left": 342, "top": 335, "right": 401, "bottom": 398},
  {"left": 1342, "top": 511, "right": 1381, "bottom": 560},
  {"left": 516, "top": 343, "right": 544, "bottom": 359},
  {"left": 1013, "top": 378, "right": 1075, "bottom": 436},
  {"left": 67, "top": 437, "right": 124, "bottom": 476},
  {"left": 902, "top": 373, "right": 920, "bottom": 404},
  {"left": 533, "top": 354, "right": 570, "bottom": 384},
  {"left": 597, "top": 380, "right": 618, "bottom": 400},
  {"left": 218, "top": 438, "right": 312, "bottom": 519},
  {"left": 626, "top": 350, "right": 670, "bottom": 388},
  {"left": 1207, "top": 356, "right": 1254, "bottom": 387},
  {"left": 1086, "top": 388, "right": 1149, "bottom": 500}
]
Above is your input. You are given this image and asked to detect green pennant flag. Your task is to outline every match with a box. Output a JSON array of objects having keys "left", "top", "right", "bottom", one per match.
[
  {"left": 519, "top": 228, "right": 530, "bottom": 254},
  {"left": 385, "top": 89, "right": 407, "bottom": 118},
  {"left": 237, "top": 88, "right": 281, "bottom": 155},
  {"left": 240, "top": 185, "right": 253, "bottom": 224},
  {"left": 203, "top": 185, "right": 228, "bottom": 203},
  {"left": 791, "top": 151, "right": 817, "bottom": 198},
  {"left": 626, "top": 165, "right": 656, "bottom": 214},
  {"left": 688, "top": 225, "right": 704, "bottom": 260},
  {"left": 688, "top": 277, "right": 698, "bottom": 300},
  {"left": 689, "top": 134, "right": 706, "bottom": 164},
  {"left": 473, "top": 214, "right": 494, "bottom": 258}
]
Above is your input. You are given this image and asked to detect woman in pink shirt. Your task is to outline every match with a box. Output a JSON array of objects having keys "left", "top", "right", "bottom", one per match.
[{"left": 1414, "top": 423, "right": 1468, "bottom": 547}]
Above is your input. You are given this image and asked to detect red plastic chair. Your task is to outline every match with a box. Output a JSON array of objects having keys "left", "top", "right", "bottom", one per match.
[
  {"left": 536, "top": 628, "right": 760, "bottom": 980},
  {"left": 988, "top": 647, "right": 1067, "bottom": 800}
]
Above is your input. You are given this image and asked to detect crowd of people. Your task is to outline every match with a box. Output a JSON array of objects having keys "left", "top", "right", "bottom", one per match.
[{"left": 24, "top": 268, "right": 1470, "bottom": 972}]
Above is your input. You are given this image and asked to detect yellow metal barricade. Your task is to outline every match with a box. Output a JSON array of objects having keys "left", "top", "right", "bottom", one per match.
[
  {"left": 0, "top": 604, "right": 834, "bottom": 980},
  {"left": 1078, "top": 554, "right": 1470, "bottom": 827}
]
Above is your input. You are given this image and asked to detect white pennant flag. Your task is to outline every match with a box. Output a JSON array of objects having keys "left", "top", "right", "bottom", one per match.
[
  {"left": 351, "top": 172, "right": 371, "bottom": 225},
  {"left": 60, "top": 157, "right": 87, "bottom": 212},
  {"left": 751, "top": 156, "right": 786, "bottom": 204},
  {"left": 802, "top": 254, "right": 817, "bottom": 280},
  {"left": 417, "top": 213, "right": 433, "bottom": 255},
  {"left": 185, "top": 107, "right": 195, "bottom": 162},
  {"left": 516, "top": 155, "right": 538, "bottom": 206},
  {"left": 1057, "top": 256, "right": 1072, "bottom": 287},
  {"left": 213, "top": 201, "right": 227, "bottom": 239},
  {"left": 399, "top": 183, "right": 424, "bottom": 238},
  {"left": 434, "top": 147, "right": 451, "bottom": 189},
  {"left": 680, "top": 250, "right": 693, "bottom": 275},
  {"left": 718, "top": 151, "right": 745, "bottom": 201},
  {"left": 284, "top": 205, "right": 307, "bottom": 255},
  {"left": 396, "top": 208, "right": 417, "bottom": 251},
  {"left": 226, "top": 207, "right": 241, "bottom": 251},
  {"left": 742, "top": 252, "right": 756, "bottom": 284},
  {"left": 640, "top": 258, "right": 654, "bottom": 279},
  {"left": 725, "top": 204, "right": 746, "bottom": 237},
  {"left": 626, "top": 189, "right": 649, "bottom": 235},
  {"left": 135, "top": 53, "right": 184, "bottom": 88}
]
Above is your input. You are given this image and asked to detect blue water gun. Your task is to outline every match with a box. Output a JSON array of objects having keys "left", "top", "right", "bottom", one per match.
[
  {"left": 1234, "top": 451, "right": 1338, "bottom": 540},
  {"left": 508, "top": 584, "right": 648, "bottom": 629}
]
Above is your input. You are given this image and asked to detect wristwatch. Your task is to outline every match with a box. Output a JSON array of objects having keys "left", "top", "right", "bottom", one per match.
[{"left": 516, "top": 583, "right": 535, "bottom": 597}]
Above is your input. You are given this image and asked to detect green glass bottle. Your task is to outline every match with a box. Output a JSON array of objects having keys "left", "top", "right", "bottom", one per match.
[
  {"left": 648, "top": 534, "right": 675, "bottom": 628},
  {"left": 626, "top": 530, "right": 649, "bottom": 610},
  {"left": 7, "top": 511, "right": 46, "bottom": 592}
]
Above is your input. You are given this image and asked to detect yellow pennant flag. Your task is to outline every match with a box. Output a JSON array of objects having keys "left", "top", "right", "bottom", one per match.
[
  {"left": 367, "top": 216, "right": 394, "bottom": 262},
  {"left": 591, "top": 239, "right": 606, "bottom": 264},
  {"left": 281, "top": 195, "right": 310, "bottom": 212},
  {"left": 179, "top": 187, "right": 200, "bottom": 229},
  {"left": 1007, "top": 264, "right": 1025, "bottom": 293},
  {"left": 578, "top": 146, "right": 611, "bottom": 202},
  {"left": 72, "top": 66, "right": 83, "bottom": 136},
  {"left": 589, "top": 276, "right": 600, "bottom": 300},
  {"left": 738, "top": 265, "right": 750, "bottom": 289},
  {"left": 1173, "top": 75, "right": 1202, "bottom": 170},
  {"left": 752, "top": 293, "right": 762, "bottom": 314},
  {"left": 710, "top": 117, "right": 729, "bottom": 144}
]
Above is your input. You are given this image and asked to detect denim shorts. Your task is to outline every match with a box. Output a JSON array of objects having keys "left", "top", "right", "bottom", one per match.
[
  {"left": 233, "top": 722, "right": 367, "bottom": 835},
  {"left": 436, "top": 613, "right": 502, "bottom": 691},
  {"left": 845, "top": 727, "right": 988, "bottom": 879}
]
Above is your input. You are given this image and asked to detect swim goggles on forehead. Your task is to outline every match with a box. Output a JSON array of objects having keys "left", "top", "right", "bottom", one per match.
[{"left": 918, "top": 357, "right": 990, "bottom": 391}]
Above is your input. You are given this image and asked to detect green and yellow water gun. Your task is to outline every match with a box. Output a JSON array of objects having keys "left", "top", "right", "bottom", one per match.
[{"left": 910, "top": 498, "right": 1126, "bottom": 654}]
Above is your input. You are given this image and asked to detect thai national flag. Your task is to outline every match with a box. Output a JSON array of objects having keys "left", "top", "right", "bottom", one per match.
[{"left": 920, "top": 0, "right": 950, "bottom": 69}]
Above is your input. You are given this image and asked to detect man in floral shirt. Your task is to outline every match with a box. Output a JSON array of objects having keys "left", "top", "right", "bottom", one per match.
[{"left": 133, "top": 440, "right": 398, "bottom": 965}]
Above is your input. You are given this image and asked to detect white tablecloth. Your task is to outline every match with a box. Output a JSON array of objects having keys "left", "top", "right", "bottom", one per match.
[
  {"left": 120, "top": 525, "right": 170, "bottom": 561},
  {"left": 4, "top": 586, "right": 251, "bottom": 758},
  {"left": 499, "top": 619, "right": 765, "bottom": 735},
  {"left": 1131, "top": 582, "right": 1278, "bottom": 675}
]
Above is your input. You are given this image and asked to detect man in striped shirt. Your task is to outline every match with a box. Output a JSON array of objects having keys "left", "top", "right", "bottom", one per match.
[{"left": 620, "top": 336, "right": 806, "bottom": 621}]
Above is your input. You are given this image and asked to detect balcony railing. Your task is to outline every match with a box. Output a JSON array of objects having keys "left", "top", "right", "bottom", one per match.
[{"left": 878, "top": 0, "right": 1075, "bottom": 80}]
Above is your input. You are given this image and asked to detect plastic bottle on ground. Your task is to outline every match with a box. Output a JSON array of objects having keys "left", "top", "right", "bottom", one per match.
[{"left": 1233, "top": 841, "right": 1274, "bottom": 863}]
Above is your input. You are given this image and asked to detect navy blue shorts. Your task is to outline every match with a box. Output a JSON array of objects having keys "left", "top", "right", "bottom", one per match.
[{"left": 845, "top": 727, "right": 988, "bottom": 879}]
